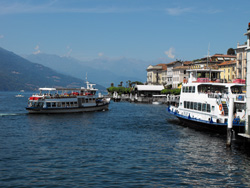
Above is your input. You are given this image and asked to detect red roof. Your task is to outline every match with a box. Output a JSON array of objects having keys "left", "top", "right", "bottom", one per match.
[
  {"left": 157, "top": 63, "right": 168, "bottom": 70},
  {"left": 218, "top": 60, "right": 236, "bottom": 66}
]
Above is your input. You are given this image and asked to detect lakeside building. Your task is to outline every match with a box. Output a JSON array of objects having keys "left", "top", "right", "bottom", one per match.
[
  {"left": 166, "top": 60, "right": 183, "bottom": 87},
  {"left": 192, "top": 54, "right": 236, "bottom": 69},
  {"left": 146, "top": 55, "right": 237, "bottom": 89},
  {"left": 146, "top": 64, "right": 167, "bottom": 85},
  {"left": 172, "top": 61, "right": 192, "bottom": 88},
  {"left": 235, "top": 42, "right": 247, "bottom": 80},
  {"left": 218, "top": 60, "right": 236, "bottom": 82}
]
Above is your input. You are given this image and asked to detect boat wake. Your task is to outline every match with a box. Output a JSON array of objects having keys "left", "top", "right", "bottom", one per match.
[{"left": 0, "top": 113, "right": 27, "bottom": 117}]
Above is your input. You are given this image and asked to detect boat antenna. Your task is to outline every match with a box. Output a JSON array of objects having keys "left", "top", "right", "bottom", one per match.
[{"left": 207, "top": 43, "right": 211, "bottom": 80}]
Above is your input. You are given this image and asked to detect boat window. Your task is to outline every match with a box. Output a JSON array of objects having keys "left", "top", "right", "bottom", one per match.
[
  {"left": 231, "top": 86, "right": 243, "bottom": 94},
  {"left": 234, "top": 103, "right": 246, "bottom": 110},
  {"left": 184, "top": 101, "right": 187, "bottom": 108},
  {"left": 187, "top": 101, "right": 190, "bottom": 109},
  {"left": 70, "top": 102, "right": 74, "bottom": 106},
  {"left": 189, "top": 87, "right": 192, "bottom": 93},
  {"left": 38, "top": 102, "right": 43, "bottom": 107},
  {"left": 190, "top": 102, "right": 193, "bottom": 109},
  {"left": 193, "top": 102, "right": 198, "bottom": 110},
  {"left": 202, "top": 104, "right": 207, "bottom": 112},
  {"left": 52, "top": 102, "right": 56, "bottom": 107},
  {"left": 66, "top": 102, "right": 70, "bottom": 107},
  {"left": 57, "top": 103, "right": 62, "bottom": 107},
  {"left": 46, "top": 102, "right": 51, "bottom": 108},
  {"left": 192, "top": 86, "right": 195, "bottom": 93},
  {"left": 207, "top": 104, "right": 211, "bottom": 112},
  {"left": 62, "top": 102, "right": 65, "bottom": 107},
  {"left": 182, "top": 87, "right": 185, "bottom": 93},
  {"left": 198, "top": 103, "right": 201, "bottom": 111},
  {"left": 74, "top": 102, "right": 77, "bottom": 107}
]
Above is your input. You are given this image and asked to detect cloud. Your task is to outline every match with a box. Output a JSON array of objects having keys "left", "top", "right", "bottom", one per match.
[
  {"left": 166, "top": 7, "right": 193, "bottom": 16},
  {"left": 0, "top": 35, "right": 4, "bottom": 39},
  {"left": 98, "top": 52, "right": 104, "bottom": 57},
  {"left": 164, "top": 47, "right": 175, "bottom": 59},
  {"left": 0, "top": 1, "right": 153, "bottom": 15},
  {"left": 65, "top": 46, "right": 72, "bottom": 57},
  {"left": 33, "top": 45, "right": 41, "bottom": 55}
]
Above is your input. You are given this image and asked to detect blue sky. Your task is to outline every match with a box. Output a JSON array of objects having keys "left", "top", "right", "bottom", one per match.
[{"left": 0, "top": 0, "right": 249, "bottom": 62}]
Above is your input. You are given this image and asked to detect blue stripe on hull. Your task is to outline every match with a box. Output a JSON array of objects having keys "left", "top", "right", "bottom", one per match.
[{"left": 166, "top": 107, "right": 245, "bottom": 134}]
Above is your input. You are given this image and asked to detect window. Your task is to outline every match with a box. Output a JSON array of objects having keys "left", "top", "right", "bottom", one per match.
[
  {"left": 194, "top": 102, "right": 198, "bottom": 110},
  {"left": 189, "top": 86, "right": 192, "bottom": 93},
  {"left": 192, "top": 86, "right": 195, "bottom": 93},
  {"left": 184, "top": 101, "right": 187, "bottom": 108},
  {"left": 187, "top": 101, "right": 190, "bottom": 109},
  {"left": 207, "top": 104, "right": 211, "bottom": 112},
  {"left": 202, "top": 103, "right": 207, "bottom": 112},
  {"left": 46, "top": 102, "right": 51, "bottom": 107},
  {"left": 198, "top": 103, "right": 201, "bottom": 111},
  {"left": 190, "top": 102, "right": 193, "bottom": 109}
]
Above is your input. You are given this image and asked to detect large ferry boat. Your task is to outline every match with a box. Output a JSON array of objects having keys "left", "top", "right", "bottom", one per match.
[
  {"left": 168, "top": 69, "right": 246, "bottom": 134},
  {"left": 26, "top": 81, "right": 110, "bottom": 114}
]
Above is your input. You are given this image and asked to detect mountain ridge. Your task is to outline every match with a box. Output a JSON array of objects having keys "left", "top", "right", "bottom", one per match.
[{"left": 0, "top": 47, "right": 106, "bottom": 91}]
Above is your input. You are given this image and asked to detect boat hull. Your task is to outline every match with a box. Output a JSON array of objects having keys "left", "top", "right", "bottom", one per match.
[
  {"left": 167, "top": 107, "right": 245, "bottom": 134},
  {"left": 26, "top": 103, "right": 109, "bottom": 114}
]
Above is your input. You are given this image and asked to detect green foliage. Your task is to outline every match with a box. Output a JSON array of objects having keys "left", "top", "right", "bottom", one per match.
[
  {"left": 161, "top": 88, "right": 181, "bottom": 95},
  {"left": 107, "top": 86, "right": 133, "bottom": 95},
  {"left": 227, "top": 48, "right": 235, "bottom": 55},
  {"left": 131, "top": 81, "right": 143, "bottom": 87},
  {"left": 165, "top": 84, "right": 172, "bottom": 89}
]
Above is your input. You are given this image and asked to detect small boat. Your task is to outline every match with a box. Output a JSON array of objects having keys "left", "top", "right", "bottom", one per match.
[
  {"left": 152, "top": 94, "right": 166, "bottom": 105},
  {"left": 16, "top": 90, "right": 24, "bottom": 97},
  {"left": 26, "top": 81, "right": 110, "bottom": 114},
  {"left": 15, "top": 94, "right": 24, "bottom": 97},
  {"left": 168, "top": 69, "right": 246, "bottom": 134}
]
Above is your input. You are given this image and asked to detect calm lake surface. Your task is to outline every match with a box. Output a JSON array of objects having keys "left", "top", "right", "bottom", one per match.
[{"left": 1, "top": 91, "right": 250, "bottom": 187}]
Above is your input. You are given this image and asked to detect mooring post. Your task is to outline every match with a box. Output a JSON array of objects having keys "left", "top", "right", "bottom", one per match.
[{"left": 227, "top": 97, "right": 234, "bottom": 147}]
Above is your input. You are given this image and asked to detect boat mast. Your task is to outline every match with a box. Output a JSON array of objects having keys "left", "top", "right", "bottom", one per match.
[{"left": 207, "top": 43, "right": 211, "bottom": 80}]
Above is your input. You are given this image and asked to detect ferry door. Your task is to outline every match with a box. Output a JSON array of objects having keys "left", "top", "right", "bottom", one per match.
[{"left": 77, "top": 98, "right": 82, "bottom": 107}]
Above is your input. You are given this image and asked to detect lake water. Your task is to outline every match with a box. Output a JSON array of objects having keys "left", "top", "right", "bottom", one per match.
[{"left": 1, "top": 91, "right": 250, "bottom": 187}]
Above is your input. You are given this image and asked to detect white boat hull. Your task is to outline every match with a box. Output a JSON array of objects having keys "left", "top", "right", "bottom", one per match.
[{"left": 26, "top": 103, "right": 109, "bottom": 114}]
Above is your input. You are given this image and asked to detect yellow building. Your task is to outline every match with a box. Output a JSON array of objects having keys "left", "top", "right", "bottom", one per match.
[
  {"left": 218, "top": 60, "right": 236, "bottom": 82},
  {"left": 146, "top": 64, "right": 167, "bottom": 85}
]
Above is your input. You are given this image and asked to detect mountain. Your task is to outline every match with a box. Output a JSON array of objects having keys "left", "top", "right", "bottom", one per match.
[
  {"left": 25, "top": 54, "right": 148, "bottom": 87},
  {"left": 0, "top": 47, "right": 106, "bottom": 91}
]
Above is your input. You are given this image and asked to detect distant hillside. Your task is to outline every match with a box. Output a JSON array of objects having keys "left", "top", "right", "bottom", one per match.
[
  {"left": 25, "top": 54, "right": 146, "bottom": 87},
  {"left": 0, "top": 47, "right": 106, "bottom": 91}
]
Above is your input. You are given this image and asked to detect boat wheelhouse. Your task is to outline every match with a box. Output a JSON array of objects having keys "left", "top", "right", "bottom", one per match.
[
  {"left": 26, "top": 81, "right": 110, "bottom": 114},
  {"left": 168, "top": 69, "right": 246, "bottom": 134}
]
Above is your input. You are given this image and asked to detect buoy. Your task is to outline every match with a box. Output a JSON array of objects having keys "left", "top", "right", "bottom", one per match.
[{"left": 219, "top": 104, "right": 223, "bottom": 111}]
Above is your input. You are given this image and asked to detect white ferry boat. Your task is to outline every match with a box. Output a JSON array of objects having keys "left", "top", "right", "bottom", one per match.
[
  {"left": 26, "top": 81, "right": 110, "bottom": 114},
  {"left": 168, "top": 69, "right": 246, "bottom": 134}
]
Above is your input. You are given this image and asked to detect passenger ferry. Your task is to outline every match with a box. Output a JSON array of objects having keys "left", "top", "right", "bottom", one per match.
[
  {"left": 168, "top": 69, "right": 246, "bottom": 134},
  {"left": 26, "top": 81, "right": 110, "bottom": 114}
]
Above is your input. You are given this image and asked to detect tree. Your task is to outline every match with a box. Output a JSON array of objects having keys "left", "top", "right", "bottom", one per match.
[
  {"left": 227, "top": 48, "right": 235, "bottom": 55},
  {"left": 131, "top": 81, "right": 143, "bottom": 87}
]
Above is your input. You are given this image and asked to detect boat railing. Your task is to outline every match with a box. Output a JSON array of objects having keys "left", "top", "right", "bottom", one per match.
[{"left": 207, "top": 93, "right": 225, "bottom": 99}]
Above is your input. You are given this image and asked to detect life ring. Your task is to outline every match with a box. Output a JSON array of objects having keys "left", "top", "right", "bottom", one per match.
[{"left": 219, "top": 104, "right": 223, "bottom": 111}]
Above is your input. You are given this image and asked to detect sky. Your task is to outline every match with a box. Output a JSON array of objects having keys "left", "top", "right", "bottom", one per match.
[{"left": 0, "top": 0, "right": 250, "bottom": 62}]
